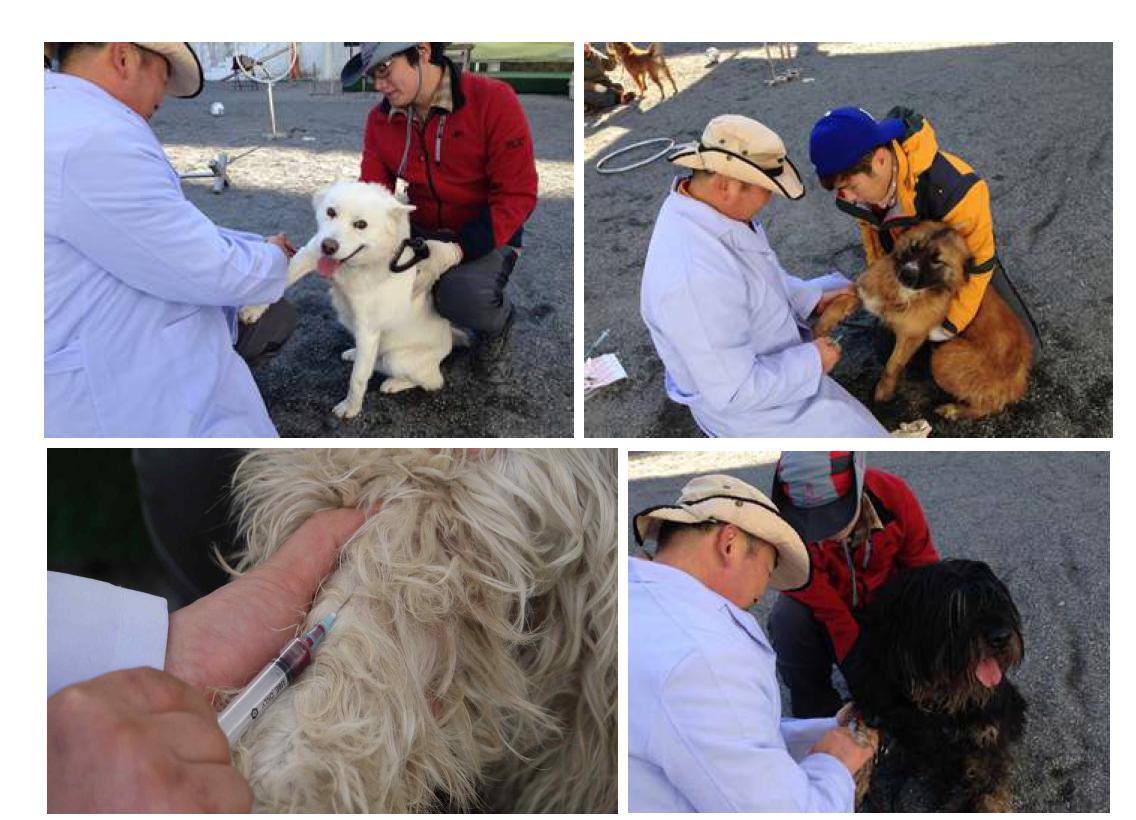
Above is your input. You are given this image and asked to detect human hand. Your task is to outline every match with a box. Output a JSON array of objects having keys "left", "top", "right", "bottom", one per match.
[
  {"left": 928, "top": 323, "right": 957, "bottom": 342},
  {"left": 812, "top": 724, "right": 879, "bottom": 775},
  {"left": 164, "top": 507, "right": 368, "bottom": 697},
  {"left": 266, "top": 233, "right": 297, "bottom": 258},
  {"left": 814, "top": 285, "right": 856, "bottom": 316},
  {"left": 814, "top": 337, "right": 842, "bottom": 374},
  {"left": 47, "top": 667, "right": 251, "bottom": 812}
]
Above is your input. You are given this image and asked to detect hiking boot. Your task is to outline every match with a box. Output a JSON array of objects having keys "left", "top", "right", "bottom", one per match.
[{"left": 473, "top": 306, "right": 516, "bottom": 384}]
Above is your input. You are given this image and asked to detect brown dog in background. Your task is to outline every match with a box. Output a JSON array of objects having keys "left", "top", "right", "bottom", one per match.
[
  {"left": 815, "top": 221, "right": 1031, "bottom": 419},
  {"left": 608, "top": 42, "right": 678, "bottom": 99}
]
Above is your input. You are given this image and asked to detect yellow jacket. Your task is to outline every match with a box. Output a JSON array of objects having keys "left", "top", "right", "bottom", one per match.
[{"left": 837, "top": 109, "right": 996, "bottom": 333}]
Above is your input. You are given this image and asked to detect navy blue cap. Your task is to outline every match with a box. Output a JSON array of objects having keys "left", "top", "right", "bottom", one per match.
[
  {"left": 809, "top": 107, "right": 906, "bottom": 179},
  {"left": 341, "top": 42, "right": 417, "bottom": 89}
]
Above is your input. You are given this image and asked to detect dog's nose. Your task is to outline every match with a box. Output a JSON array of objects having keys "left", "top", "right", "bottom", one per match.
[
  {"left": 987, "top": 626, "right": 1012, "bottom": 649},
  {"left": 898, "top": 262, "right": 920, "bottom": 287},
  {"left": 321, "top": 238, "right": 339, "bottom": 256}
]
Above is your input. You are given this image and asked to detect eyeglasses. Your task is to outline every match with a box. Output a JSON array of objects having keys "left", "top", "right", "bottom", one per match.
[{"left": 370, "top": 56, "right": 399, "bottom": 80}]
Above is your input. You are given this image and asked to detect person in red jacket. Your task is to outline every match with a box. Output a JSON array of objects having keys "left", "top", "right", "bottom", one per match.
[
  {"left": 767, "top": 451, "right": 940, "bottom": 717},
  {"left": 341, "top": 42, "right": 538, "bottom": 377}
]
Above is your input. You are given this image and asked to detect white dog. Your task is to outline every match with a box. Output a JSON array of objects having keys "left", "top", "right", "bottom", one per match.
[
  {"left": 225, "top": 449, "right": 617, "bottom": 813},
  {"left": 243, "top": 181, "right": 465, "bottom": 419}
]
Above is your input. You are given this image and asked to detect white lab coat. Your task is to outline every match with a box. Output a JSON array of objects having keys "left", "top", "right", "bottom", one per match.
[
  {"left": 44, "top": 72, "right": 287, "bottom": 437},
  {"left": 629, "top": 558, "right": 854, "bottom": 812},
  {"left": 640, "top": 182, "right": 888, "bottom": 437},
  {"left": 47, "top": 573, "right": 169, "bottom": 697}
]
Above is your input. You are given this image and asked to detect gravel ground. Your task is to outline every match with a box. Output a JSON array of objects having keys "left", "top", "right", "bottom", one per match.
[
  {"left": 154, "top": 80, "right": 573, "bottom": 437},
  {"left": 586, "top": 43, "right": 1113, "bottom": 438},
  {"left": 627, "top": 450, "right": 1109, "bottom": 811}
]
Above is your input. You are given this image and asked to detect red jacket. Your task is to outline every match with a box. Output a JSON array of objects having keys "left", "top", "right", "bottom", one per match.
[
  {"left": 360, "top": 61, "right": 538, "bottom": 261},
  {"left": 784, "top": 469, "right": 939, "bottom": 661}
]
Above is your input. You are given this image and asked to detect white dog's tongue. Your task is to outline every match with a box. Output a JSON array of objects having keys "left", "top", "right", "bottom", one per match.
[
  {"left": 975, "top": 657, "right": 1003, "bottom": 688},
  {"left": 318, "top": 256, "right": 341, "bottom": 279}
]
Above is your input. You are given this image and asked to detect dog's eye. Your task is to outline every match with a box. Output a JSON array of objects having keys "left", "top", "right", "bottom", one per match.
[
  {"left": 326, "top": 207, "right": 337, "bottom": 218},
  {"left": 353, "top": 220, "right": 368, "bottom": 230}
]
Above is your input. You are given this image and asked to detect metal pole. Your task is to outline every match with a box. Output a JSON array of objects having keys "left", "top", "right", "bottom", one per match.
[{"left": 267, "top": 82, "right": 278, "bottom": 138}]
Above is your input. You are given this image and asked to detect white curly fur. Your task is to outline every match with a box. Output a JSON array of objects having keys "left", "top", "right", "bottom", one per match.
[{"left": 226, "top": 448, "right": 617, "bottom": 813}]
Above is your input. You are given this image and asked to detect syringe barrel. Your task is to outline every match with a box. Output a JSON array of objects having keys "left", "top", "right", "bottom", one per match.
[{"left": 217, "top": 636, "right": 313, "bottom": 745}]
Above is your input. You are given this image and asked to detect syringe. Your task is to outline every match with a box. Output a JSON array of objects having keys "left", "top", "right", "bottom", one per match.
[{"left": 217, "top": 606, "right": 344, "bottom": 746}]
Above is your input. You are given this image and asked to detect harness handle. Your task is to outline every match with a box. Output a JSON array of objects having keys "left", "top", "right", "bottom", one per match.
[{"left": 390, "top": 236, "right": 431, "bottom": 273}]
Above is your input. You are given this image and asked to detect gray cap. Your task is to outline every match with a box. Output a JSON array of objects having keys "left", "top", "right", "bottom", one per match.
[{"left": 340, "top": 42, "right": 417, "bottom": 89}]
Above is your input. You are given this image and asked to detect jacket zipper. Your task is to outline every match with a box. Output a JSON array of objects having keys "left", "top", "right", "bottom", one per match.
[
  {"left": 842, "top": 541, "right": 858, "bottom": 609},
  {"left": 415, "top": 113, "right": 444, "bottom": 229}
]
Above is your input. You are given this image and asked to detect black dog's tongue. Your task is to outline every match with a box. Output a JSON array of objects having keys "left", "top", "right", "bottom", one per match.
[
  {"left": 975, "top": 657, "right": 1003, "bottom": 687},
  {"left": 318, "top": 256, "right": 342, "bottom": 279}
]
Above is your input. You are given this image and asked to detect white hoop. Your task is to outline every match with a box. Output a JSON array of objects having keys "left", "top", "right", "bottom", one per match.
[{"left": 595, "top": 137, "right": 675, "bottom": 174}]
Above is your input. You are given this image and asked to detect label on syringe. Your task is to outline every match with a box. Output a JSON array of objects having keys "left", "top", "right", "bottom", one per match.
[{"left": 250, "top": 675, "right": 288, "bottom": 721}]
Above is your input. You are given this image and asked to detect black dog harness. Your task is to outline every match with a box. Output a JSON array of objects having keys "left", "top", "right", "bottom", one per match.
[{"left": 389, "top": 236, "right": 431, "bottom": 273}]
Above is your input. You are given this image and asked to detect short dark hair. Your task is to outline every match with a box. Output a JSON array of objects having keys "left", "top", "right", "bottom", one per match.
[
  {"left": 656, "top": 520, "right": 721, "bottom": 552},
  {"left": 818, "top": 146, "right": 881, "bottom": 191},
  {"left": 55, "top": 42, "right": 104, "bottom": 69},
  {"left": 401, "top": 43, "right": 449, "bottom": 67}
]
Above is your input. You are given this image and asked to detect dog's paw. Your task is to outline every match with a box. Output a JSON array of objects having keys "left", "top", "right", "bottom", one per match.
[
  {"left": 936, "top": 402, "right": 962, "bottom": 420},
  {"left": 239, "top": 304, "right": 269, "bottom": 324},
  {"left": 332, "top": 398, "right": 362, "bottom": 419},
  {"left": 379, "top": 377, "right": 417, "bottom": 394},
  {"left": 873, "top": 378, "right": 898, "bottom": 403},
  {"left": 341, "top": 348, "right": 356, "bottom": 362},
  {"left": 425, "top": 239, "right": 463, "bottom": 272}
]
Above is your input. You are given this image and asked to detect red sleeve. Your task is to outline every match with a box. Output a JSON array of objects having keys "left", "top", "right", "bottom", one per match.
[
  {"left": 481, "top": 82, "right": 537, "bottom": 247},
  {"left": 785, "top": 564, "right": 860, "bottom": 662},
  {"left": 359, "top": 107, "right": 396, "bottom": 192}
]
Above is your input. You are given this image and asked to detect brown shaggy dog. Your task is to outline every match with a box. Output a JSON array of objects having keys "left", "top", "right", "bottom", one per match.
[
  {"left": 815, "top": 222, "right": 1031, "bottom": 419},
  {"left": 608, "top": 42, "right": 678, "bottom": 99}
]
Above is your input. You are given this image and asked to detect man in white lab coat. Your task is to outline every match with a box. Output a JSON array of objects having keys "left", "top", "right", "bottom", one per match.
[
  {"left": 629, "top": 474, "right": 878, "bottom": 811},
  {"left": 640, "top": 114, "right": 888, "bottom": 437},
  {"left": 45, "top": 43, "right": 294, "bottom": 437}
]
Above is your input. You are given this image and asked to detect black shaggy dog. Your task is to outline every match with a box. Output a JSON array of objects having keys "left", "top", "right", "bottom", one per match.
[{"left": 852, "top": 560, "right": 1027, "bottom": 812}]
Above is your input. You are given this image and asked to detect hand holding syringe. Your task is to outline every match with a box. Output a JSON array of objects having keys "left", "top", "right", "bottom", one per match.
[{"left": 218, "top": 593, "right": 353, "bottom": 746}]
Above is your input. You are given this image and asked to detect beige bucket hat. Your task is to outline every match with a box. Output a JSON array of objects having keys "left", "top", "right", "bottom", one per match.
[
  {"left": 633, "top": 474, "right": 811, "bottom": 591},
  {"left": 134, "top": 42, "right": 203, "bottom": 98},
  {"left": 669, "top": 114, "right": 805, "bottom": 200}
]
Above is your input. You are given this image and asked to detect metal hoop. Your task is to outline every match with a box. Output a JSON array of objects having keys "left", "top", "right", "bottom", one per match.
[
  {"left": 595, "top": 137, "right": 676, "bottom": 174},
  {"left": 234, "top": 43, "right": 298, "bottom": 85}
]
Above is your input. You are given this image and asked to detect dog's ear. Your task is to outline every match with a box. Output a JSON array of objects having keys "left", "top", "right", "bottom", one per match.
[
  {"left": 393, "top": 201, "right": 416, "bottom": 215},
  {"left": 311, "top": 181, "right": 339, "bottom": 210}
]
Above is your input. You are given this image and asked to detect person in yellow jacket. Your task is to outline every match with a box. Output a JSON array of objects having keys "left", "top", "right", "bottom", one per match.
[{"left": 808, "top": 107, "right": 1039, "bottom": 347}]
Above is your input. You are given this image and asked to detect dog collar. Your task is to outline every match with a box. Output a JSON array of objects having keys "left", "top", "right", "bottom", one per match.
[{"left": 389, "top": 237, "right": 431, "bottom": 273}]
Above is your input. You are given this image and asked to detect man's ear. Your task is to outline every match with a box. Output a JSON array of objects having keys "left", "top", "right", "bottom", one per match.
[
  {"left": 873, "top": 146, "right": 890, "bottom": 174},
  {"left": 107, "top": 43, "right": 134, "bottom": 79},
  {"left": 715, "top": 523, "right": 741, "bottom": 562},
  {"left": 713, "top": 173, "right": 736, "bottom": 198}
]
